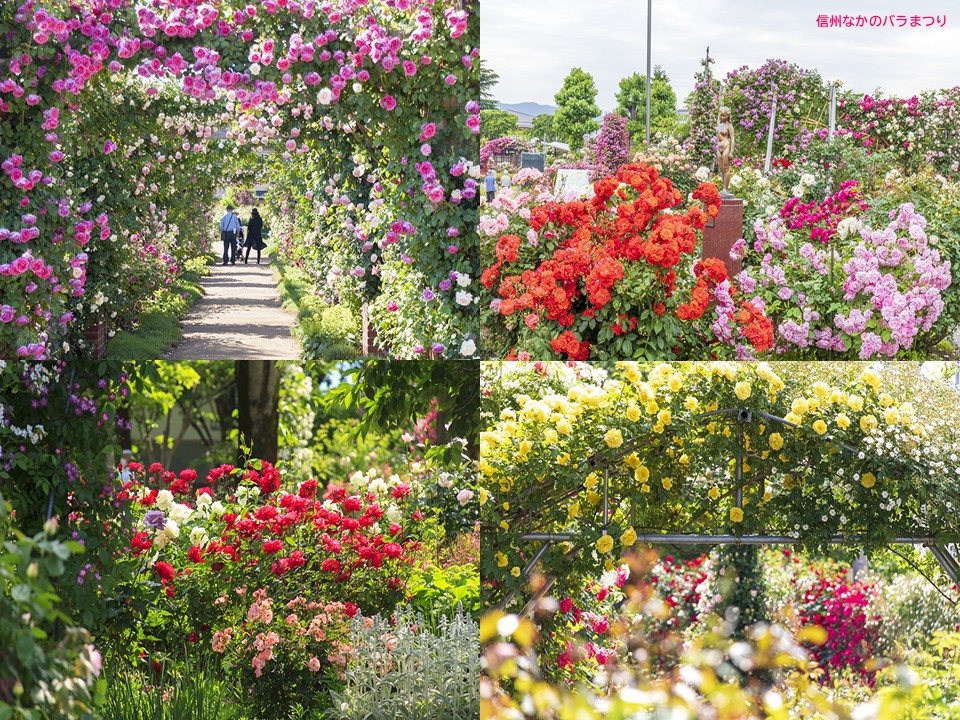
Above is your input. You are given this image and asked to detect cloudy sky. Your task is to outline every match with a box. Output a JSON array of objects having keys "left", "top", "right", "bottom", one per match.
[{"left": 482, "top": 0, "right": 959, "bottom": 112}]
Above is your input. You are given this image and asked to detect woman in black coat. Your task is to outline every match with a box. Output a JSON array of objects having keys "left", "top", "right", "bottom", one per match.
[{"left": 244, "top": 208, "right": 267, "bottom": 264}]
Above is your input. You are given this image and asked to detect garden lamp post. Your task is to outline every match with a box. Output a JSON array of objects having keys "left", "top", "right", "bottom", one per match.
[{"left": 645, "top": 0, "right": 652, "bottom": 149}]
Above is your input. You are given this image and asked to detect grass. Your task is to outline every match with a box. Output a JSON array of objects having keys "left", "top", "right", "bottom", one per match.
[
  {"left": 107, "top": 256, "right": 211, "bottom": 360},
  {"left": 274, "top": 260, "right": 362, "bottom": 360}
]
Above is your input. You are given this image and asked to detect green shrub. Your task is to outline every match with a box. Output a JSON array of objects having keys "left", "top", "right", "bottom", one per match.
[
  {"left": 0, "top": 497, "right": 103, "bottom": 719},
  {"left": 327, "top": 606, "right": 479, "bottom": 720},
  {"left": 407, "top": 564, "right": 480, "bottom": 620},
  {"left": 97, "top": 659, "right": 234, "bottom": 720}
]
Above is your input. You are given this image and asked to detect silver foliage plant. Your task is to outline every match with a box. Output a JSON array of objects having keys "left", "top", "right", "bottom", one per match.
[{"left": 327, "top": 605, "right": 479, "bottom": 720}]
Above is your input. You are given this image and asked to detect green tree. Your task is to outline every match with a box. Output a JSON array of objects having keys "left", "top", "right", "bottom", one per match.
[
  {"left": 480, "top": 58, "right": 500, "bottom": 111},
  {"left": 480, "top": 108, "right": 519, "bottom": 140},
  {"left": 615, "top": 66, "right": 678, "bottom": 141},
  {"left": 552, "top": 68, "right": 601, "bottom": 151},
  {"left": 530, "top": 114, "right": 556, "bottom": 142},
  {"left": 325, "top": 361, "right": 480, "bottom": 463}
]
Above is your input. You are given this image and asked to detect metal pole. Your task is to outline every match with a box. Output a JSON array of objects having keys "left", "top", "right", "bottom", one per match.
[
  {"left": 828, "top": 83, "right": 837, "bottom": 138},
  {"left": 763, "top": 91, "right": 777, "bottom": 173},
  {"left": 602, "top": 468, "right": 609, "bottom": 530},
  {"left": 735, "top": 418, "right": 744, "bottom": 509},
  {"left": 645, "top": 0, "right": 652, "bottom": 149},
  {"left": 520, "top": 532, "right": 942, "bottom": 545}
]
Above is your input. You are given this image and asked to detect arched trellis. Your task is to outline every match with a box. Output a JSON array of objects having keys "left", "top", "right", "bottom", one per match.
[{"left": 498, "top": 406, "right": 960, "bottom": 612}]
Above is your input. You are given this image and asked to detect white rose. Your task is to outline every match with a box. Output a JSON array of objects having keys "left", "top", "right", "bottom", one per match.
[
  {"left": 800, "top": 173, "right": 816, "bottom": 187},
  {"left": 456, "top": 489, "right": 475, "bottom": 506},
  {"left": 437, "top": 473, "right": 453, "bottom": 488},
  {"left": 318, "top": 88, "right": 333, "bottom": 105},
  {"left": 190, "top": 527, "right": 209, "bottom": 547},
  {"left": 455, "top": 291, "right": 473, "bottom": 306},
  {"left": 156, "top": 489, "right": 173, "bottom": 510},
  {"left": 386, "top": 505, "right": 402, "bottom": 524},
  {"left": 460, "top": 338, "right": 477, "bottom": 356},
  {"left": 210, "top": 501, "right": 225, "bottom": 515},
  {"left": 456, "top": 273, "right": 471, "bottom": 288},
  {"left": 695, "top": 166, "right": 710, "bottom": 181},
  {"left": 196, "top": 493, "right": 212, "bottom": 508},
  {"left": 169, "top": 503, "right": 193, "bottom": 524},
  {"left": 163, "top": 519, "right": 180, "bottom": 539},
  {"left": 154, "top": 532, "right": 170, "bottom": 549}
]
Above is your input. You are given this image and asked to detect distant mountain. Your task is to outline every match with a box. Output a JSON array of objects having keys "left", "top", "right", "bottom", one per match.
[{"left": 497, "top": 101, "right": 556, "bottom": 118}]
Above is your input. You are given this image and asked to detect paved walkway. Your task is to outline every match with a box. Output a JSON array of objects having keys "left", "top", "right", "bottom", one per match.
[{"left": 167, "top": 257, "right": 301, "bottom": 360}]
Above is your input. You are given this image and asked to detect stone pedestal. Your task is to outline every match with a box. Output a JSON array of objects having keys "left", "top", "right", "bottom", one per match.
[
  {"left": 361, "top": 303, "right": 383, "bottom": 357},
  {"left": 702, "top": 195, "right": 744, "bottom": 278},
  {"left": 83, "top": 321, "right": 108, "bottom": 360}
]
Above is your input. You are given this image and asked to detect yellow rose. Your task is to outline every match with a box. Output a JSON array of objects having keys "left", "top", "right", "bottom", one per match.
[
  {"left": 637, "top": 382, "right": 655, "bottom": 401},
  {"left": 519, "top": 440, "right": 533, "bottom": 454},
  {"left": 735, "top": 382, "right": 752, "bottom": 401},
  {"left": 860, "top": 415, "right": 877, "bottom": 432},
  {"left": 496, "top": 552, "right": 508, "bottom": 567},
  {"left": 641, "top": 484, "right": 651, "bottom": 493},
  {"left": 769, "top": 433, "right": 784, "bottom": 451},
  {"left": 585, "top": 473, "right": 599, "bottom": 489},
  {"left": 861, "top": 472, "right": 877, "bottom": 489},
  {"left": 668, "top": 375, "right": 683, "bottom": 392},
  {"left": 661, "top": 477, "right": 673, "bottom": 491},
  {"left": 859, "top": 369, "right": 881, "bottom": 392},
  {"left": 544, "top": 428, "right": 559, "bottom": 444},
  {"left": 684, "top": 396, "right": 700, "bottom": 411},
  {"left": 884, "top": 408, "right": 900, "bottom": 426},
  {"left": 646, "top": 400, "right": 660, "bottom": 415},
  {"left": 812, "top": 381, "right": 830, "bottom": 398},
  {"left": 620, "top": 527, "right": 637, "bottom": 547},
  {"left": 812, "top": 420, "right": 828, "bottom": 435},
  {"left": 557, "top": 419, "right": 573, "bottom": 435},
  {"left": 678, "top": 454, "right": 690, "bottom": 466},
  {"left": 658, "top": 409, "right": 672, "bottom": 425},
  {"left": 511, "top": 567, "right": 521, "bottom": 577},
  {"left": 557, "top": 452, "right": 570, "bottom": 465},
  {"left": 626, "top": 405, "right": 642, "bottom": 422},
  {"left": 879, "top": 393, "right": 894, "bottom": 407},
  {"left": 624, "top": 452, "right": 640, "bottom": 469},
  {"left": 848, "top": 395, "right": 864, "bottom": 412},
  {"left": 784, "top": 412, "right": 801, "bottom": 425},
  {"left": 791, "top": 398, "right": 809, "bottom": 415},
  {"left": 567, "top": 502, "right": 580, "bottom": 519},
  {"left": 836, "top": 413, "right": 851, "bottom": 430},
  {"left": 635, "top": 465, "right": 650, "bottom": 483},
  {"left": 708, "top": 487, "right": 720, "bottom": 500},
  {"left": 730, "top": 507, "right": 744, "bottom": 523},
  {"left": 604, "top": 428, "right": 623, "bottom": 448},
  {"left": 586, "top": 491, "right": 601, "bottom": 506},
  {"left": 596, "top": 534, "right": 614, "bottom": 554},
  {"left": 479, "top": 488, "right": 489, "bottom": 506}
]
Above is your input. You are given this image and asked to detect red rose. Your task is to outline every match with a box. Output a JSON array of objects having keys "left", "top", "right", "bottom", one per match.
[
  {"left": 342, "top": 496, "right": 363, "bottom": 513},
  {"left": 321, "top": 558, "right": 342, "bottom": 574},
  {"left": 391, "top": 485, "right": 410, "bottom": 500},
  {"left": 187, "top": 546, "right": 205, "bottom": 564},
  {"left": 154, "top": 561, "right": 175, "bottom": 584},
  {"left": 559, "top": 597, "right": 573, "bottom": 614},
  {"left": 382, "top": 543, "right": 403, "bottom": 559},
  {"left": 254, "top": 505, "right": 279, "bottom": 522},
  {"left": 343, "top": 603, "right": 358, "bottom": 618},
  {"left": 298, "top": 480, "right": 318, "bottom": 499},
  {"left": 263, "top": 540, "right": 283, "bottom": 554}
]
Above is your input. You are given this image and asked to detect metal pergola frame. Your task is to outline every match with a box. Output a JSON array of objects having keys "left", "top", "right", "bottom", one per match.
[{"left": 498, "top": 407, "right": 960, "bottom": 611}]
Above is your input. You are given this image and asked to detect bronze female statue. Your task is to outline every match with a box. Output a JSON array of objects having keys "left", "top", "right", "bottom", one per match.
[{"left": 717, "top": 106, "right": 735, "bottom": 194}]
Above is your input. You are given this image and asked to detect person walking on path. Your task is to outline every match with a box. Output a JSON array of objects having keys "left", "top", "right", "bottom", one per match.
[
  {"left": 243, "top": 208, "right": 267, "bottom": 264},
  {"left": 500, "top": 170, "right": 512, "bottom": 191},
  {"left": 220, "top": 205, "right": 242, "bottom": 265},
  {"left": 485, "top": 169, "right": 496, "bottom": 202}
]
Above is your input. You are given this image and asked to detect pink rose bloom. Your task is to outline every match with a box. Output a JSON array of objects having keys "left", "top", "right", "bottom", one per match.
[
  {"left": 307, "top": 657, "right": 321, "bottom": 672},
  {"left": 419, "top": 122, "right": 436, "bottom": 140},
  {"left": 379, "top": 95, "right": 397, "bottom": 111}
]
